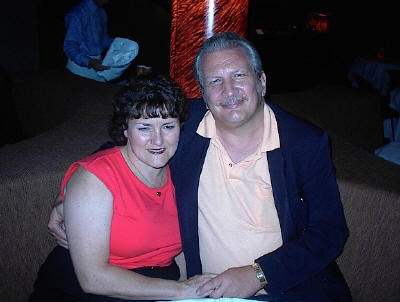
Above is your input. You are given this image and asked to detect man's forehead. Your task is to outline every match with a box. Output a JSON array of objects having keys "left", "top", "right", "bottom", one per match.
[
  {"left": 202, "top": 48, "right": 252, "bottom": 72},
  {"left": 203, "top": 47, "right": 247, "bottom": 60}
]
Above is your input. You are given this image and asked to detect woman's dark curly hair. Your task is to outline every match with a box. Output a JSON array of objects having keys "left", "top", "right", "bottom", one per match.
[{"left": 109, "top": 74, "right": 189, "bottom": 146}]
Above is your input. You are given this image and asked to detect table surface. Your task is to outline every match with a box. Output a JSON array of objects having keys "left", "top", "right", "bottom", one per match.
[
  {"left": 160, "top": 299, "right": 260, "bottom": 302},
  {"left": 347, "top": 56, "right": 400, "bottom": 96}
]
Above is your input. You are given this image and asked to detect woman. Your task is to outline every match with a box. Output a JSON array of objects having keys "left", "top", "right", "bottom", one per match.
[{"left": 30, "top": 75, "right": 213, "bottom": 301}]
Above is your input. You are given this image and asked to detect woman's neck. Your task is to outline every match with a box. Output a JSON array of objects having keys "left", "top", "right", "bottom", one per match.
[{"left": 120, "top": 146, "right": 167, "bottom": 188}]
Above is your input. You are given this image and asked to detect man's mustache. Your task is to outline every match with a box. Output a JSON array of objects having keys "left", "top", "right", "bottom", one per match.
[{"left": 219, "top": 96, "right": 245, "bottom": 106}]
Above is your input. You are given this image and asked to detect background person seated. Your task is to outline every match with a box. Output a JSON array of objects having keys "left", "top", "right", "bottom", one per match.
[{"left": 64, "top": 0, "right": 138, "bottom": 82}]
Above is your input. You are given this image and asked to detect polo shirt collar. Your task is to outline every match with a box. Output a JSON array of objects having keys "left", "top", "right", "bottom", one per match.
[{"left": 197, "top": 103, "right": 280, "bottom": 153}]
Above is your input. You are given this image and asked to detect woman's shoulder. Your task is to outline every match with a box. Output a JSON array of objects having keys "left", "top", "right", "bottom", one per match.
[
  {"left": 63, "top": 164, "right": 112, "bottom": 205},
  {"left": 78, "top": 146, "right": 121, "bottom": 168},
  {"left": 62, "top": 146, "right": 122, "bottom": 198}
]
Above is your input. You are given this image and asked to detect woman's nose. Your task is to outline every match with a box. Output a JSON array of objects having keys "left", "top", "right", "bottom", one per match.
[{"left": 151, "top": 130, "right": 163, "bottom": 145}]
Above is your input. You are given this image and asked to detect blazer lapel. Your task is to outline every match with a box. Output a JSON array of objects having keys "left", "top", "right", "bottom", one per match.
[
  {"left": 172, "top": 132, "right": 210, "bottom": 276},
  {"left": 267, "top": 148, "right": 293, "bottom": 243}
]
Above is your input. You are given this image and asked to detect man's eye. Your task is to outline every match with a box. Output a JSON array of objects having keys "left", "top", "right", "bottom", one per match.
[
  {"left": 164, "top": 125, "right": 176, "bottom": 130},
  {"left": 138, "top": 127, "right": 149, "bottom": 131},
  {"left": 209, "top": 79, "right": 221, "bottom": 85},
  {"left": 234, "top": 73, "right": 245, "bottom": 78}
]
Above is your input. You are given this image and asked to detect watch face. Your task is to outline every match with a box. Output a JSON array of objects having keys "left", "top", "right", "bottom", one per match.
[{"left": 253, "top": 263, "right": 267, "bottom": 287}]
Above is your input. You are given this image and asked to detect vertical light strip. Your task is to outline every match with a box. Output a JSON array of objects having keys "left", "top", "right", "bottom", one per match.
[{"left": 206, "top": 0, "right": 215, "bottom": 38}]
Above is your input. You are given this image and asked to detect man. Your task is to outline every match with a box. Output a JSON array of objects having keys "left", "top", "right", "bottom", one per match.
[
  {"left": 49, "top": 32, "right": 351, "bottom": 301},
  {"left": 64, "top": 0, "right": 138, "bottom": 83},
  {"left": 64, "top": 0, "right": 113, "bottom": 80}
]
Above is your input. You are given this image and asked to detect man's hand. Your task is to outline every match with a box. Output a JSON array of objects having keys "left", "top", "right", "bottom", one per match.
[
  {"left": 89, "top": 59, "right": 110, "bottom": 71},
  {"left": 196, "top": 265, "right": 262, "bottom": 298},
  {"left": 47, "top": 194, "right": 68, "bottom": 249},
  {"left": 177, "top": 273, "right": 216, "bottom": 299}
]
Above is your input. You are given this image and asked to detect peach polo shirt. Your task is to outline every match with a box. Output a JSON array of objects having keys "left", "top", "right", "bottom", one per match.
[{"left": 196, "top": 103, "right": 283, "bottom": 274}]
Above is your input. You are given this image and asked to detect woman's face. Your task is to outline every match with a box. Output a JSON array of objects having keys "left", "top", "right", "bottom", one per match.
[{"left": 124, "top": 116, "right": 180, "bottom": 170}]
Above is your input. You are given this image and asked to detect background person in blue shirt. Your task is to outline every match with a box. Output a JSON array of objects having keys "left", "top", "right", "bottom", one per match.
[{"left": 64, "top": 0, "right": 114, "bottom": 79}]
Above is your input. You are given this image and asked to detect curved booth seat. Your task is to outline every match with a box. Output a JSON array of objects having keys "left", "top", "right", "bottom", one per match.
[{"left": 1, "top": 73, "right": 399, "bottom": 302}]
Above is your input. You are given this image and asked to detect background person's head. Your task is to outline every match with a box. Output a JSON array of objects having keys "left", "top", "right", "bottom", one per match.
[
  {"left": 94, "top": 0, "right": 110, "bottom": 7},
  {"left": 110, "top": 74, "right": 189, "bottom": 146},
  {"left": 194, "top": 32, "right": 264, "bottom": 94}
]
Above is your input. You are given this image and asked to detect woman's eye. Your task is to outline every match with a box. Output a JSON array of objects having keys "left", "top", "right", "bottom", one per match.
[
  {"left": 164, "top": 125, "right": 176, "bottom": 130},
  {"left": 138, "top": 127, "right": 149, "bottom": 131}
]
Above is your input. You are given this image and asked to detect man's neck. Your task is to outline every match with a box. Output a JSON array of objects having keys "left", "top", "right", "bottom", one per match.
[{"left": 215, "top": 108, "right": 264, "bottom": 164}]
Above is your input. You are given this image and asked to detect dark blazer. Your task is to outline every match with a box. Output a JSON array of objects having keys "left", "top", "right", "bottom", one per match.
[{"left": 170, "top": 99, "right": 351, "bottom": 301}]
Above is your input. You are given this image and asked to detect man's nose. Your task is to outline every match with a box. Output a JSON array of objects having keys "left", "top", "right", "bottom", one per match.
[{"left": 222, "top": 79, "right": 236, "bottom": 96}]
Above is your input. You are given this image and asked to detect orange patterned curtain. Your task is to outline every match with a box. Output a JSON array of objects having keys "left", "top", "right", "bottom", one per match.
[{"left": 170, "top": 0, "right": 249, "bottom": 98}]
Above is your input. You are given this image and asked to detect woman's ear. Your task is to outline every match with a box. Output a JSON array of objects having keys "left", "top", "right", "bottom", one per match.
[{"left": 124, "top": 130, "right": 128, "bottom": 138}]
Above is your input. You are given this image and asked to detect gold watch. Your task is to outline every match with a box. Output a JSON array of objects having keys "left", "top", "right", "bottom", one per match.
[{"left": 252, "top": 262, "right": 267, "bottom": 288}]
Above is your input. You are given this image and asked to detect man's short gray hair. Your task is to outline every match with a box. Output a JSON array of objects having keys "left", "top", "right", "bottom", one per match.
[{"left": 194, "top": 32, "right": 263, "bottom": 90}]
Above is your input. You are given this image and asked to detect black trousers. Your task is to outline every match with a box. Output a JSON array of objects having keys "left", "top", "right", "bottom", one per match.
[{"left": 29, "top": 246, "right": 180, "bottom": 302}]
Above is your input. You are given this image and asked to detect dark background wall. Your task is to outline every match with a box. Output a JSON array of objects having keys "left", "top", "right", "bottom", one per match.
[
  {"left": 1, "top": 0, "right": 398, "bottom": 146},
  {"left": 1, "top": 0, "right": 172, "bottom": 73},
  {"left": 1, "top": 0, "right": 399, "bottom": 85},
  {"left": 246, "top": 1, "right": 400, "bottom": 91}
]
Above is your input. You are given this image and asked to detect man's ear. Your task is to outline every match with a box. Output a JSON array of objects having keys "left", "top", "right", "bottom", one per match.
[
  {"left": 203, "top": 97, "right": 209, "bottom": 109},
  {"left": 260, "top": 71, "right": 267, "bottom": 97}
]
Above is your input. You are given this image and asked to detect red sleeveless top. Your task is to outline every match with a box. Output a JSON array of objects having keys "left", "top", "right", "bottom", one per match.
[{"left": 61, "top": 147, "right": 182, "bottom": 269}]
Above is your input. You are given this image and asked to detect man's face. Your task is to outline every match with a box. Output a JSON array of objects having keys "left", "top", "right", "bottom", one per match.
[{"left": 200, "top": 47, "right": 266, "bottom": 129}]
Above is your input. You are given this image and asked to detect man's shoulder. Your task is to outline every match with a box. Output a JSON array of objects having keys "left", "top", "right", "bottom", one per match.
[
  {"left": 170, "top": 99, "right": 208, "bottom": 167},
  {"left": 182, "top": 98, "right": 208, "bottom": 133},
  {"left": 268, "top": 102, "right": 326, "bottom": 148},
  {"left": 66, "top": 0, "right": 93, "bottom": 19},
  {"left": 188, "top": 98, "right": 208, "bottom": 117}
]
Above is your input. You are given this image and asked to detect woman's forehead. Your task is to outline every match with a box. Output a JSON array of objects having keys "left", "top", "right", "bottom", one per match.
[{"left": 128, "top": 116, "right": 179, "bottom": 124}]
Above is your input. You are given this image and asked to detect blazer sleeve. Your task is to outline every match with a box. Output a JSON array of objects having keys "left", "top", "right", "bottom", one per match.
[{"left": 256, "top": 130, "right": 349, "bottom": 294}]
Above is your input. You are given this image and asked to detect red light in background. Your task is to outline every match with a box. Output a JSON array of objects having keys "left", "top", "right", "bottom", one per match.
[{"left": 308, "top": 12, "right": 329, "bottom": 33}]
